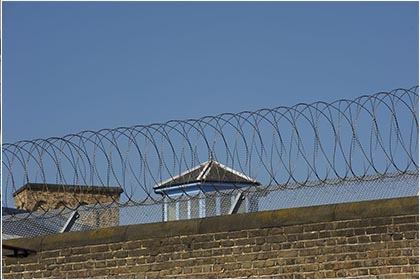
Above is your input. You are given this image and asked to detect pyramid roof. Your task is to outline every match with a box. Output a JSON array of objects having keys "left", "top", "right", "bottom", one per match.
[{"left": 153, "top": 160, "right": 259, "bottom": 190}]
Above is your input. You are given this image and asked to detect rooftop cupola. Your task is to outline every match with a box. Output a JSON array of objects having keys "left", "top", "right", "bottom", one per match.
[
  {"left": 153, "top": 160, "right": 261, "bottom": 221},
  {"left": 153, "top": 159, "right": 260, "bottom": 196}
]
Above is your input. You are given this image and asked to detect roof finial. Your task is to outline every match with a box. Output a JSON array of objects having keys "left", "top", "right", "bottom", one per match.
[{"left": 209, "top": 151, "right": 214, "bottom": 162}]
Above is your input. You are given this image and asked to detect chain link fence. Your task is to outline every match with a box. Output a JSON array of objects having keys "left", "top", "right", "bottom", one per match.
[{"left": 3, "top": 171, "right": 418, "bottom": 240}]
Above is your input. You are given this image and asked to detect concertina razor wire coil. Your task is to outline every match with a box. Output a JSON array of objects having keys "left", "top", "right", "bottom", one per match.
[{"left": 2, "top": 86, "right": 418, "bottom": 218}]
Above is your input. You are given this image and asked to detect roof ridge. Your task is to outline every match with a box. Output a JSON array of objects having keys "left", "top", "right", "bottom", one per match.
[
  {"left": 198, "top": 160, "right": 214, "bottom": 181},
  {"left": 210, "top": 161, "right": 257, "bottom": 183}
]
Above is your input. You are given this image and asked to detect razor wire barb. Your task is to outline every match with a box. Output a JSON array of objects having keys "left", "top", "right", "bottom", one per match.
[{"left": 2, "top": 86, "right": 419, "bottom": 214}]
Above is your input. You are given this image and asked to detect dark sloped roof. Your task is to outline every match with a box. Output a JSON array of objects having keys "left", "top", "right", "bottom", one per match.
[
  {"left": 2, "top": 207, "right": 95, "bottom": 240},
  {"left": 154, "top": 160, "right": 260, "bottom": 190},
  {"left": 2, "top": 207, "right": 30, "bottom": 216}
]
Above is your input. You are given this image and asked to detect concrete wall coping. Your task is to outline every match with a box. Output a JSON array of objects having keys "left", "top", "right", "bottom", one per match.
[
  {"left": 3, "top": 196, "right": 418, "bottom": 252},
  {"left": 13, "top": 183, "right": 123, "bottom": 197}
]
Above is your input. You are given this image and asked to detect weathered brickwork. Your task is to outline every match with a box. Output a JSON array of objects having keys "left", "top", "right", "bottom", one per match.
[
  {"left": 2, "top": 196, "right": 419, "bottom": 279},
  {"left": 12, "top": 183, "right": 123, "bottom": 227}
]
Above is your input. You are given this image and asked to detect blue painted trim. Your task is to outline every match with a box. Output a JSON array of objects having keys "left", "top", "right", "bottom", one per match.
[{"left": 155, "top": 181, "right": 255, "bottom": 197}]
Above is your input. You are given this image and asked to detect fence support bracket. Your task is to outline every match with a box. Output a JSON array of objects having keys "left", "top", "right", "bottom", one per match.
[
  {"left": 229, "top": 192, "right": 245, "bottom": 214},
  {"left": 60, "top": 211, "right": 80, "bottom": 233}
]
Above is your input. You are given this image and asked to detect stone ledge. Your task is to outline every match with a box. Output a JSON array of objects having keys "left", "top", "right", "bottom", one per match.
[
  {"left": 13, "top": 183, "right": 123, "bottom": 197},
  {"left": 3, "top": 196, "right": 418, "bottom": 252}
]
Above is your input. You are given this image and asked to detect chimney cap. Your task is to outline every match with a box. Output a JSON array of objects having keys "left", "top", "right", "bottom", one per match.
[{"left": 13, "top": 183, "right": 124, "bottom": 197}]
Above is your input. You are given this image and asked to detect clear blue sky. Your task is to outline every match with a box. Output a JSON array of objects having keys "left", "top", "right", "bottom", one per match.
[{"left": 3, "top": 1, "right": 419, "bottom": 143}]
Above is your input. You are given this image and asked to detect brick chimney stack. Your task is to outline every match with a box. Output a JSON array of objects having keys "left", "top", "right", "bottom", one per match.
[{"left": 13, "top": 183, "right": 124, "bottom": 227}]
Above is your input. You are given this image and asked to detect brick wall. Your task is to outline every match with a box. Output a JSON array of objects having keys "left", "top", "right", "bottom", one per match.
[{"left": 2, "top": 196, "right": 419, "bottom": 279}]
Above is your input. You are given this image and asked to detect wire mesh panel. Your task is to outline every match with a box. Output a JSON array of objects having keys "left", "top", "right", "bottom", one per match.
[
  {"left": 257, "top": 172, "right": 419, "bottom": 212},
  {"left": 3, "top": 171, "right": 418, "bottom": 239}
]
